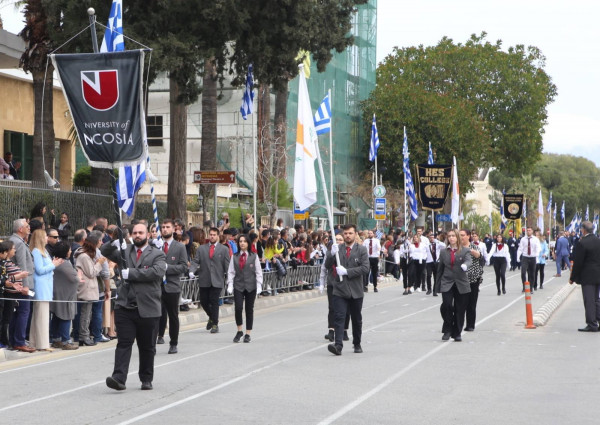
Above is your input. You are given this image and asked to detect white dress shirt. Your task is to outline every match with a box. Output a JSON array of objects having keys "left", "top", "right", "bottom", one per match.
[
  {"left": 517, "top": 236, "right": 541, "bottom": 261},
  {"left": 363, "top": 237, "right": 382, "bottom": 258}
]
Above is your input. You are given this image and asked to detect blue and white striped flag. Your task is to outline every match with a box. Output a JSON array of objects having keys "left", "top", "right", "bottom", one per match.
[
  {"left": 594, "top": 214, "right": 599, "bottom": 235},
  {"left": 369, "top": 114, "right": 380, "bottom": 162},
  {"left": 553, "top": 202, "right": 557, "bottom": 221},
  {"left": 523, "top": 198, "right": 527, "bottom": 219},
  {"left": 561, "top": 201, "right": 565, "bottom": 221},
  {"left": 585, "top": 204, "right": 589, "bottom": 221},
  {"left": 240, "top": 64, "right": 254, "bottom": 120},
  {"left": 375, "top": 229, "right": 384, "bottom": 239},
  {"left": 313, "top": 93, "right": 331, "bottom": 135},
  {"left": 546, "top": 191, "right": 552, "bottom": 213},
  {"left": 427, "top": 142, "right": 434, "bottom": 165},
  {"left": 567, "top": 214, "right": 577, "bottom": 233},
  {"left": 403, "top": 127, "right": 418, "bottom": 220},
  {"left": 500, "top": 190, "right": 507, "bottom": 230},
  {"left": 100, "top": 0, "right": 124, "bottom": 53}
]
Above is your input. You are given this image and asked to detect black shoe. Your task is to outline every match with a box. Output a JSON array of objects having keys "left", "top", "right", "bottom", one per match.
[
  {"left": 464, "top": 327, "right": 474, "bottom": 332},
  {"left": 210, "top": 325, "right": 219, "bottom": 334},
  {"left": 502, "top": 288, "right": 506, "bottom": 294},
  {"left": 141, "top": 381, "right": 153, "bottom": 390},
  {"left": 374, "top": 288, "right": 378, "bottom": 293},
  {"left": 325, "top": 330, "right": 334, "bottom": 342},
  {"left": 168, "top": 345, "right": 177, "bottom": 354},
  {"left": 433, "top": 292, "right": 438, "bottom": 297},
  {"left": 156, "top": 336, "right": 165, "bottom": 345},
  {"left": 442, "top": 333, "right": 451, "bottom": 341},
  {"left": 234, "top": 331, "right": 243, "bottom": 343},
  {"left": 106, "top": 376, "right": 126, "bottom": 391},
  {"left": 363, "top": 287, "right": 368, "bottom": 293},
  {"left": 578, "top": 326, "right": 599, "bottom": 332},
  {"left": 328, "top": 344, "right": 342, "bottom": 356},
  {"left": 540, "top": 285, "right": 543, "bottom": 289},
  {"left": 343, "top": 331, "right": 349, "bottom": 341},
  {"left": 426, "top": 290, "right": 432, "bottom": 295},
  {"left": 403, "top": 290, "right": 408, "bottom": 295},
  {"left": 497, "top": 291, "right": 501, "bottom": 296},
  {"left": 243, "top": 334, "right": 251, "bottom": 343},
  {"left": 453, "top": 335, "right": 462, "bottom": 342},
  {"left": 353, "top": 345, "right": 363, "bottom": 353},
  {"left": 223, "top": 298, "right": 234, "bottom": 304},
  {"left": 206, "top": 319, "right": 213, "bottom": 331},
  {"left": 79, "top": 339, "right": 96, "bottom": 346}
]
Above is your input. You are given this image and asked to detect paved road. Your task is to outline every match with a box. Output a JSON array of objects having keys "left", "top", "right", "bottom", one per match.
[{"left": 0, "top": 268, "right": 597, "bottom": 424}]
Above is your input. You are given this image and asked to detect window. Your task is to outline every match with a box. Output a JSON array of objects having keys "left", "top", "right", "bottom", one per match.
[{"left": 147, "top": 115, "right": 164, "bottom": 147}]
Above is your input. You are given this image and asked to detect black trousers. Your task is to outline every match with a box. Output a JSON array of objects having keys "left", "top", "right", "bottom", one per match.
[
  {"left": 409, "top": 261, "right": 425, "bottom": 289},
  {"left": 426, "top": 262, "right": 437, "bottom": 292},
  {"left": 520, "top": 256, "right": 536, "bottom": 289},
  {"left": 199, "top": 286, "right": 222, "bottom": 325},
  {"left": 465, "top": 280, "right": 481, "bottom": 330},
  {"left": 112, "top": 308, "right": 159, "bottom": 384},
  {"left": 440, "top": 284, "right": 469, "bottom": 338},
  {"left": 158, "top": 289, "right": 180, "bottom": 346},
  {"left": 332, "top": 295, "right": 363, "bottom": 349},
  {"left": 493, "top": 257, "right": 507, "bottom": 292},
  {"left": 327, "top": 284, "right": 350, "bottom": 329},
  {"left": 234, "top": 289, "right": 256, "bottom": 330},
  {"left": 509, "top": 250, "right": 518, "bottom": 270},
  {"left": 535, "top": 264, "right": 545, "bottom": 289},
  {"left": 368, "top": 257, "right": 379, "bottom": 287},
  {"left": 581, "top": 284, "right": 600, "bottom": 329},
  {"left": 400, "top": 258, "right": 409, "bottom": 288}
]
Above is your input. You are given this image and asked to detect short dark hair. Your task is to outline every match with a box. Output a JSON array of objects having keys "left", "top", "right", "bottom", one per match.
[
  {"left": 53, "top": 241, "right": 71, "bottom": 259},
  {"left": 0, "top": 240, "right": 14, "bottom": 253},
  {"left": 86, "top": 216, "right": 97, "bottom": 227},
  {"left": 342, "top": 224, "right": 357, "bottom": 232},
  {"left": 261, "top": 229, "right": 270, "bottom": 238},
  {"left": 92, "top": 224, "right": 105, "bottom": 233},
  {"left": 208, "top": 227, "right": 220, "bottom": 234},
  {"left": 30, "top": 219, "right": 44, "bottom": 232},
  {"left": 162, "top": 218, "right": 174, "bottom": 226}
]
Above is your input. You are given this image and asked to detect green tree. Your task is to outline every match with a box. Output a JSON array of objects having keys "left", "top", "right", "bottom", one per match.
[{"left": 364, "top": 32, "right": 557, "bottom": 193}]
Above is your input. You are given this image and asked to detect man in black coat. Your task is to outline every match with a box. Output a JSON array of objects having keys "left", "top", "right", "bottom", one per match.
[{"left": 569, "top": 221, "right": 600, "bottom": 332}]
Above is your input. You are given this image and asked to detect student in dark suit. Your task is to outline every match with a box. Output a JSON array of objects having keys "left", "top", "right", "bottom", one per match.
[
  {"left": 106, "top": 224, "right": 166, "bottom": 391},
  {"left": 435, "top": 229, "right": 472, "bottom": 342},
  {"left": 569, "top": 221, "right": 600, "bottom": 332},
  {"left": 156, "top": 219, "right": 189, "bottom": 354},
  {"left": 190, "top": 227, "right": 230, "bottom": 333},
  {"left": 324, "top": 224, "right": 370, "bottom": 355},
  {"left": 226, "top": 234, "right": 263, "bottom": 343}
]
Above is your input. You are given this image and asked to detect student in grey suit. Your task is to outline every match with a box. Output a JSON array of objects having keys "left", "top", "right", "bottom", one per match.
[
  {"left": 156, "top": 219, "right": 189, "bottom": 353},
  {"left": 106, "top": 224, "right": 167, "bottom": 392},
  {"left": 435, "top": 229, "right": 472, "bottom": 342},
  {"left": 190, "top": 227, "right": 230, "bottom": 333},
  {"left": 325, "top": 224, "right": 370, "bottom": 355},
  {"left": 569, "top": 221, "right": 600, "bottom": 332}
]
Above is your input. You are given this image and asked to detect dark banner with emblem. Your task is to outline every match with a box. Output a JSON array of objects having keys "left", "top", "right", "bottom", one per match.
[
  {"left": 416, "top": 164, "right": 452, "bottom": 211},
  {"left": 503, "top": 194, "right": 524, "bottom": 220},
  {"left": 51, "top": 50, "right": 147, "bottom": 168}
]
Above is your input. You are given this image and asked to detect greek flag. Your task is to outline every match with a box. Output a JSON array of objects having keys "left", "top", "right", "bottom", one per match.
[
  {"left": 567, "top": 214, "right": 577, "bottom": 233},
  {"left": 585, "top": 205, "right": 589, "bottom": 221},
  {"left": 314, "top": 93, "right": 331, "bottom": 135},
  {"left": 553, "top": 202, "right": 557, "bottom": 221},
  {"left": 240, "top": 64, "right": 254, "bottom": 120},
  {"left": 375, "top": 229, "right": 384, "bottom": 239},
  {"left": 546, "top": 192, "right": 552, "bottom": 213},
  {"left": 100, "top": 0, "right": 124, "bottom": 53},
  {"left": 369, "top": 114, "right": 380, "bottom": 162},
  {"left": 594, "top": 214, "right": 599, "bottom": 235},
  {"left": 428, "top": 142, "right": 434, "bottom": 165},
  {"left": 561, "top": 201, "right": 565, "bottom": 221},
  {"left": 523, "top": 198, "right": 527, "bottom": 219},
  {"left": 403, "top": 127, "right": 418, "bottom": 220},
  {"left": 500, "top": 191, "right": 507, "bottom": 230}
]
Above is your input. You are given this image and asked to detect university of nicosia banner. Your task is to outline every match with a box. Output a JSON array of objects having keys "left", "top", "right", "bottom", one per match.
[
  {"left": 51, "top": 50, "right": 147, "bottom": 168},
  {"left": 503, "top": 194, "right": 524, "bottom": 220},
  {"left": 416, "top": 164, "right": 452, "bottom": 211}
]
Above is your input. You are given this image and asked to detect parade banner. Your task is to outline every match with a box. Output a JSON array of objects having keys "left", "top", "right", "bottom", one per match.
[
  {"left": 503, "top": 194, "right": 524, "bottom": 220},
  {"left": 51, "top": 50, "right": 147, "bottom": 168},
  {"left": 416, "top": 164, "right": 452, "bottom": 211}
]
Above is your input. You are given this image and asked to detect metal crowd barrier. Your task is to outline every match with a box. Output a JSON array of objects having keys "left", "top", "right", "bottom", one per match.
[{"left": 179, "top": 264, "right": 323, "bottom": 303}]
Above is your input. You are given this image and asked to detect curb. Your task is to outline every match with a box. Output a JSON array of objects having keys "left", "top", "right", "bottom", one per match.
[{"left": 532, "top": 283, "right": 577, "bottom": 327}]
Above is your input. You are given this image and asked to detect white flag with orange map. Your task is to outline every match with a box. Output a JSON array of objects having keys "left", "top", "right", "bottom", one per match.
[{"left": 293, "top": 65, "right": 318, "bottom": 210}]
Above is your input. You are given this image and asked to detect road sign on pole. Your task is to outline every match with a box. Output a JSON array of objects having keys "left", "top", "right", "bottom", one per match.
[
  {"left": 193, "top": 171, "right": 236, "bottom": 184},
  {"left": 375, "top": 198, "right": 386, "bottom": 220}
]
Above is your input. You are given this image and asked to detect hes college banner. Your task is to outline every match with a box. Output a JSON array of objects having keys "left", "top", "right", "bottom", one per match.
[{"left": 51, "top": 50, "right": 147, "bottom": 168}]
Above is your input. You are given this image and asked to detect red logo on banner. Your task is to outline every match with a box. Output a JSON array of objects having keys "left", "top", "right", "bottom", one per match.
[{"left": 81, "top": 70, "right": 119, "bottom": 111}]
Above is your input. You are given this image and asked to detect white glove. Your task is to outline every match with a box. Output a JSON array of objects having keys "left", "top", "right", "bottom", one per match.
[
  {"left": 330, "top": 244, "right": 339, "bottom": 256},
  {"left": 188, "top": 272, "right": 195, "bottom": 279},
  {"left": 111, "top": 239, "right": 120, "bottom": 248},
  {"left": 257, "top": 284, "right": 262, "bottom": 295},
  {"left": 154, "top": 238, "right": 163, "bottom": 249},
  {"left": 121, "top": 268, "right": 129, "bottom": 280},
  {"left": 227, "top": 283, "right": 233, "bottom": 295},
  {"left": 319, "top": 283, "right": 325, "bottom": 293},
  {"left": 460, "top": 263, "right": 467, "bottom": 272},
  {"left": 121, "top": 241, "right": 127, "bottom": 250},
  {"left": 336, "top": 265, "right": 348, "bottom": 276}
]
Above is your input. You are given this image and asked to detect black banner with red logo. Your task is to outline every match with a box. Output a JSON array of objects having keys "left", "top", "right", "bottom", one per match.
[{"left": 51, "top": 50, "right": 147, "bottom": 168}]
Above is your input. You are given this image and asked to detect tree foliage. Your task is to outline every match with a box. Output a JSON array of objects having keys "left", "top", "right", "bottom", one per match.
[{"left": 363, "top": 33, "right": 557, "bottom": 193}]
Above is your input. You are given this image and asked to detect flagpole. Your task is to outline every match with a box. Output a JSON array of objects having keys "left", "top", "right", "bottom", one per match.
[
  {"left": 328, "top": 89, "right": 334, "bottom": 212},
  {"left": 403, "top": 126, "right": 407, "bottom": 232},
  {"left": 252, "top": 111, "right": 257, "bottom": 231}
]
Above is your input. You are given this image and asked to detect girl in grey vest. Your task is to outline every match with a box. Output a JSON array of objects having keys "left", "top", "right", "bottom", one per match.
[{"left": 226, "top": 234, "right": 263, "bottom": 343}]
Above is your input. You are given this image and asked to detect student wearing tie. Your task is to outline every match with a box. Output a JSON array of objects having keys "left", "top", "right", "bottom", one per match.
[
  {"left": 362, "top": 230, "right": 382, "bottom": 292},
  {"left": 226, "top": 234, "right": 263, "bottom": 343},
  {"left": 425, "top": 233, "right": 442, "bottom": 295},
  {"left": 190, "top": 227, "right": 230, "bottom": 333},
  {"left": 156, "top": 219, "right": 189, "bottom": 354},
  {"left": 516, "top": 227, "right": 541, "bottom": 292}
]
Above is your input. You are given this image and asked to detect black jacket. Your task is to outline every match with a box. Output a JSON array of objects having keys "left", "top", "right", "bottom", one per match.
[{"left": 570, "top": 233, "right": 600, "bottom": 285}]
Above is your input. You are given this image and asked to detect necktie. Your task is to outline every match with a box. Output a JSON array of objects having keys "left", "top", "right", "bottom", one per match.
[
  {"left": 209, "top": 244, "right": 215, "bottom": 259},
  {"left": 163, "top": 242, "right": 169, "bottom": 254},
  {"left": 432, "top": 245, "right": 436, "bottom": 261},
  {"left": 346, "top": 246, "right": 351, "bottom": 258},
  {"left": 528, "top": 237, "right": 531, "bottom": 256},
  {"left": 369, "top": 239, "right": 373, "bottom": 255},
  {"left": 450, "top": 248, "right": 456, "bottom": 268},
  {"left": 136, "top": 248, "right": 142, "bottom": 262},
  {"left": 240, "top": 252, "right": 247, "bottom": 269}
]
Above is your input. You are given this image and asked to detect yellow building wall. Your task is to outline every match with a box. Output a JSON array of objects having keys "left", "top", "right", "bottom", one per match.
[{"left": 0, "top": 73, "right": 75, "bottom": 189}]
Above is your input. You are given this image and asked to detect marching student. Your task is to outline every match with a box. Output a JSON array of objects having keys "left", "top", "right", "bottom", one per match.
[
  {"left": 488, "top": 234, "right": 511, "bottom": 295},
  {"left": 463, "top": 230, "right": 487, "bottom": 332},
  {"left": 425, "top": 233, "right": 443, "bottom": 296},
  {"left": 226, "top": 234, "right": 263, "bottom": 343},
  {"left": 407, "top": 234, "right": 427, "bottom": 293}
]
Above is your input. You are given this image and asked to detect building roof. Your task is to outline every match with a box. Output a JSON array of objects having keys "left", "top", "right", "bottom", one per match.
[{"left": 0, "top": 29, "right": 25, "bottom": 69}]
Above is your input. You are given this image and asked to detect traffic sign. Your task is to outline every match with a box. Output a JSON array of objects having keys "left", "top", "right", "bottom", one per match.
[
  {"left": 375, "top": 198, "right": 386, "bottom": 220},
  {"left": 294, "top": 202, "right": 309, "bottom": 220},
  {"left": 373, "top": 185, "right": 386, "bottom": 198},
  {"left": 436, "top": 214, "right": 451, "bottom": 222},
  {"left": 193, "top": 171, "right": 236, "bottom": 184}
]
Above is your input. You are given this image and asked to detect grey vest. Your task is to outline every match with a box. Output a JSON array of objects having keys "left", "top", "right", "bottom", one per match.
[{"left": 232, "top": 252, "right": 258, "bottom": 292}]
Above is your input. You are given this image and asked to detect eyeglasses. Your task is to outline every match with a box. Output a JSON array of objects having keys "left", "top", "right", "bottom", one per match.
[{"left": 48, "top": 235, "right": 59, "bottom": 239}]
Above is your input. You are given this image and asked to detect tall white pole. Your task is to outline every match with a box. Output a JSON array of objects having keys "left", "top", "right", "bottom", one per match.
[
  {"left": 328, "top": 89, "right": 334, "bottom": 211},
  {"left": 403, "top": 126, "right": 407, "bottom": 232},
  {"left": 252, "top": 112, "right": 257, "bottom": 231}
]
